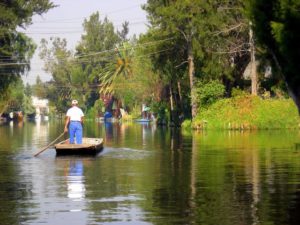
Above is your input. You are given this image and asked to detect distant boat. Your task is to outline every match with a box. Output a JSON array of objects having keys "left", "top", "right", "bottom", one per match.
[{"left": 55, "top": 138, "right": 103, "bottom": 156}]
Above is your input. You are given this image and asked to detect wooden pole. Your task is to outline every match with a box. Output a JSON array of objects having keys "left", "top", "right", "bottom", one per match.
[{"left": 34, "top": 132, "right": 65, "bottom": 157}]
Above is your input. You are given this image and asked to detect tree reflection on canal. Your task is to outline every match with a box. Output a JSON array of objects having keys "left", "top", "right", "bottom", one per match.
[{"left": 0, "top": 121, "right": 300, "bottom": 224}]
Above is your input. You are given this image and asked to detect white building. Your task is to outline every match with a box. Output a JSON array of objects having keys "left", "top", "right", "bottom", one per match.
[{"left": 31, "top": 96, "right": 49, "bottom": 120}]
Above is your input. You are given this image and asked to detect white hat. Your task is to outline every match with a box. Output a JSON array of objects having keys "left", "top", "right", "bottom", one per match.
[{"left": 72, "top": 99, "right": 78, "bottom": 105}]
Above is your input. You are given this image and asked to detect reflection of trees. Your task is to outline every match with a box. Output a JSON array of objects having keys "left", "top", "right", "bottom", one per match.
[
  {"left": 85, "top": 121, "right": 125, "bottom": 147},
  {"left": 145, "top": 130, "right": 300, "bottom": 225},
  {"left": 84, "top": 150, "right": 152, "bottom": 222},
  {"left": 38, "top": 126, "right": 300, "bottom": 224},
  {"left": 0, "top": 158, "right": 32, "bottom": 224},
  {"left": 31, "top": 126, "right": 300, "bottom": 224},
  {"left": 0, "top": 121, "right": 67, "bottom": 224},
  {"left": 149, "top": 129, "right": 196, "bottom": 224},
  {"left": 288, "top": 190, "right": 300, "bottom": 225},
  {"left": 2, "top": 123, "right": 297, "bottom": 225},
  {"left": 191, "top": 131, "right": 300, "bottom": 225},
  {"left": 0, "top": 124, "right": 35, "bottom": 224}
]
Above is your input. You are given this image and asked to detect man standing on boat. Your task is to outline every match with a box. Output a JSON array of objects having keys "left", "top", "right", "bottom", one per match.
[{"left": 64, "top": 100, "right": 84, "bottom": 144}]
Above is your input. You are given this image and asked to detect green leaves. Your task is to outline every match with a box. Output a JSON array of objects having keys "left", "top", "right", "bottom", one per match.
[
  {"left": 249, "top": 0, "right": 300, "bottom": 112},
  {"left": 194, "top": 80, "right": 225, "bottom": 108},
  {"left": 270, "top": 21, "right": 284, "bottom": 45},
  {"left": 39, "top": 11, "right": 134, "bottom": 113},
  {"left": 194, "top": 95, "right": 299, "bottom": 129},
  {"left": 0, "top": 1, "right": 54, "bottom": 114},
  {"left": 99, "top": 42, "right": 134, "bottom": 94},
  {"left": 142, "top": 0, "right": 250, "bottom": 119}
]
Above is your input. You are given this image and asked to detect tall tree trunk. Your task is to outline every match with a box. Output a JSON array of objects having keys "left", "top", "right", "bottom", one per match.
[
  {"left": 188, "top": 40, "right": 197, "bottom": 118},
  {"left": 177, "top": 81, "right": 182, "bottom": 103},
  {"left": 169, "top": 84, "right": 174, "bottom": 111},
  {"left": 169, "top": 84, "right": 176, "bottom": 126},
  {"left": 249, "top": 24, "right": 258, "bottom": 95},
  {"left": 177, "top": 81, "right": 184, "bottom": 113}
]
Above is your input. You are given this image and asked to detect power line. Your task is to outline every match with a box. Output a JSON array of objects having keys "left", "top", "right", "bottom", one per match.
[
  {"left": 0, "top": 38, "right": 174, "bottom": 69},
  {"left": 2, "top": 47, "right": 173, "bottom": 80},
  {"left": 74, "top": 37, "right": 174, "bottom": 59}
]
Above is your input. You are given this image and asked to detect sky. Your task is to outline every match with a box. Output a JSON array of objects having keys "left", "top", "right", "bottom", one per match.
[{"left": 22, "top": 0, "right": 148, "bottom": 84}]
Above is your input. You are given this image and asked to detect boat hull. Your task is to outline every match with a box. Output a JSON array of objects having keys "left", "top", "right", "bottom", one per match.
[{"left": 55, "top": 138, "right": 103, "bottom": 156}]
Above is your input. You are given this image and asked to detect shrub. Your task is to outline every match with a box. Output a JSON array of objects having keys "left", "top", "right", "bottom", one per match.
[
  {"left": 231, "top": 87, "right": 248, "bottom": 97},
  {"left": 193, "top": 95, "right": 299, "bottom": 130},
  {"left": 181, "top": 119, "right": 192, "bottom": 130},
  {"left": 194, "top": 80, "right": 225, "bottom": 108}
]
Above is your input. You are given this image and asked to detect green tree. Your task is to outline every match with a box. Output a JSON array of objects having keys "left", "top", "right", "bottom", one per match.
[
  {"left": 32, "top": 75, "right": 47, "bottom": 98},
  {"left": 75, "top": 12, "right": 125, "bottom": 96},
  {"left": 22, "top": 95, "right": 35, "bottom": 115},
  {"left": 3, "top": 79, "right": 24, "bottom": 113},
  {"left": 111, "top": 45, "right": 163, "bottom": 113},
  {"left": 40, "top": 12, "right": 129, "bottom": 113},
  {"left": 99, "top": 42, "right": 134, "bottom": 94},
  {"left": 142, "top": 0, "right": 249, "bottom": 120},
  {"left": 76, "top": 12, "right": 120, "bottom": 56},
  {"left": 248, "top": 0, "right": 300, "bottom": 113},
  {"left": 117, "top": 21, "right": 130, "bottom": 41},
  {"left": 74, "top": 12, "right": 131, "bottom": 109},
  {"left": 143, "top": 0, "right": 200, "bottom": 118},
  {"left": 23, "top": 83, "right": 35, "bottom": 115},
  {"left": 24, "top": 83, "right": 32, "bottom": 96},
  {"left": 39, "top": 37, "right": 73, "bottom": 113},
  {"left": 194, "top": 80, "right": 225, "bottom": 108},
  {"left": 0, "top": 0, "right": 54, "bottom": 113}
]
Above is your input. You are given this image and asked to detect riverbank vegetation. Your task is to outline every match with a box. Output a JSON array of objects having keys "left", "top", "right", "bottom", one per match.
[
  {"left": 1, "top": 0, "right": 299, "bottom": 130},
  {"left": 191, "top": 94, "right": 299, "bottom": 130}
]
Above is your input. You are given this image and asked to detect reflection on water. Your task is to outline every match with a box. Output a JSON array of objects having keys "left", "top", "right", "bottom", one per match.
[
  {"left": 67, "top": 160, "right": 85, "bottom": 201},
  {"left": 104, "top": 121, "right": 114, "bottom": 144},
  {"left": 0, "top": 121, "right": 300, "bottom": 225}
]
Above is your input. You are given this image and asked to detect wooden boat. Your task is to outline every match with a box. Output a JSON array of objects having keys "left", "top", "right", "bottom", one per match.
[{"left": 55, "top": 138, "right": 103, "bottom": 156}]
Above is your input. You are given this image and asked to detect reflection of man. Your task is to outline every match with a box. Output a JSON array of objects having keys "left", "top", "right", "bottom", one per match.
[
  {"left": 104, "top": 122, "right": 113, "bottom": 143},
  {"left": 67, "top": 160, "right": 85, "bottom": 200},
  {"left": 64, "top": 100, "right": 84, "bottom": 144}
]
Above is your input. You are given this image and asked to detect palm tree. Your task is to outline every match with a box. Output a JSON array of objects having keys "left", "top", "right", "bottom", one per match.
[{"left": 99, "top": 42, "right": 133, "bottom": 94}]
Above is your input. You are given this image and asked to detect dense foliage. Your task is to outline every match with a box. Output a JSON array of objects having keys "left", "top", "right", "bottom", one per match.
[
  {"left": 194, "top": 80, "right": 225, "bottom": 109},
  {"left": 193, "top": 95, "right": 299, "bottom": 129},
  {"left": 249, "top": 0, "right": 300, "bottom": 113},
  {"left": 1, "top": 0, "right": 299, "bottom": 129},
  {"left": 141, "top": 0, "right": 254, "bottom": 123},
  {"left": 39, "top": 12, "right": 160, "bottom": 115},
  {"left": 0, "top": 0, "right": 54, "bottom": 116}
]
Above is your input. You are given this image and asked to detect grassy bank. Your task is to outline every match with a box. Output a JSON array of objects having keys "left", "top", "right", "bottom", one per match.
[{"left": 190, "top": 95, "right": 299, "bottom": 130}]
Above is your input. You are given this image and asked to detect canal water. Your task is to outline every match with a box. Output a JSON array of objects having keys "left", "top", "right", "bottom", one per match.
[{"left": 0, "top": 120, "right": 300, "bottom": 225}]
